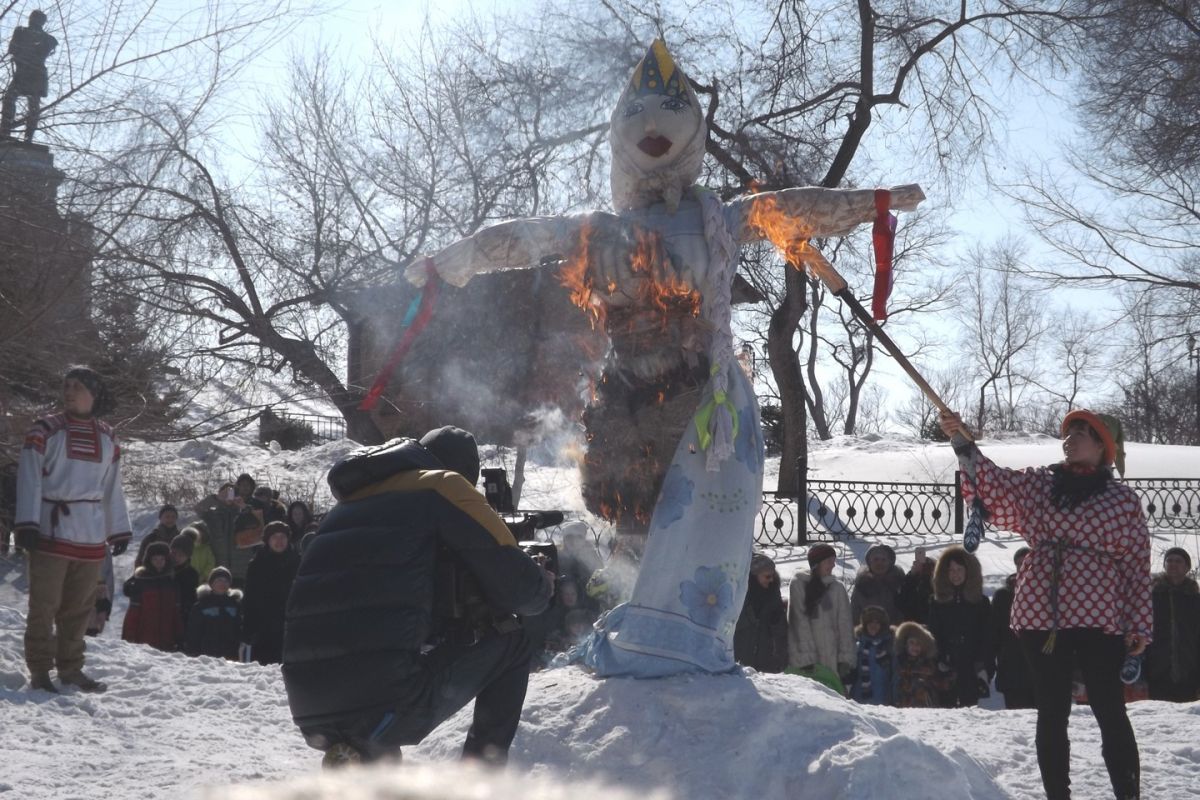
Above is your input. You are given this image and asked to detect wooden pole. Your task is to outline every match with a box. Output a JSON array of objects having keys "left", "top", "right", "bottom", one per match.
[{"left": 797, "top": 247, "right": 973, "bottom": 441}]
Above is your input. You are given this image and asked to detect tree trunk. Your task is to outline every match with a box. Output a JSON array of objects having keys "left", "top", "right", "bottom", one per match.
[{"left": 769, "top": 267, "right": 809, "bottom": 495}]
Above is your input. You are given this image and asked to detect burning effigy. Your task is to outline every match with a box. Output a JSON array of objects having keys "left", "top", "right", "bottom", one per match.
[{"left": 407, "top": 40, "right": 923, "bottom": 676}]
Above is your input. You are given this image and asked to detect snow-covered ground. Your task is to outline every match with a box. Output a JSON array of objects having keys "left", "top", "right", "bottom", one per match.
[{"left": 2, "top": 425, "right": 1200, "bottom": 799}]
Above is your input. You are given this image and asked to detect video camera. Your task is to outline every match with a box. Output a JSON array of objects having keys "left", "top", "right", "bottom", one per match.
[
  {"left": 432, "top": 467, "right": 566, "bottom": 627},
  {"left": 482, "top": 467, "right": 563, "bottom": 576}
]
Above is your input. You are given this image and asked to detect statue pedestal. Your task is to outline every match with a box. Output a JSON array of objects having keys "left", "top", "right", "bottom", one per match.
[
  {"left": 0, "top": 139, "right": 94, "bottom": 373},
  {"left": 0, "top": 138, "right": 64, "bottom": 208}
]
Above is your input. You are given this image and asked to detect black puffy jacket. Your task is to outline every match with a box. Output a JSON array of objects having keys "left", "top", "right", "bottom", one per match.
[{"left": 282, "top": 438, "right": 551, "bottom": 727}]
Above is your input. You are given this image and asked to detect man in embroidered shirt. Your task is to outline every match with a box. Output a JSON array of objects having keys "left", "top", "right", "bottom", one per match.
[{"left": 17, "top": 366, "right": 132, "bottom": 693}]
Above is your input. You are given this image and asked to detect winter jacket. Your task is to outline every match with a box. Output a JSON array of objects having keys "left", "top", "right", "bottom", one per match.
[
  {"left": 242, "top": 544, "right": 300, "bottom": 665},
  {"left": 734, "top": 573, "right": 788, "bottom": 673},
  {"left": 893, "top": 622, "right": 951, "bottom": 709},
  {"left": 15, "top": 413, "right": 132, "bottom": 560},
  {"left": 849, "top": 626, "right": 894, "bottom": 705},
  {"left": 898, "top": 561, "right": 934, "bottom": 624},
  {"left": 788, "top": 571, "right": 854, "bottom": 676},
  {"left": 282, "top": 438, "right": 552, "bottom": 728},
  {"left": 189, "top": 538, "right": 217, "bottom": 588},
  {"left": 193, "top": 497, "right": 254, "bottom": 585},
  {"left": 122, "top": 565, "right": 183, "bottom": 651},
  {"left": 134, "top": 524, "right": 180, "bottom": 568},
  {"left": 927, "top": 546, "right": 993, "bottom": 707},
  {"left": 1145, "top": 574, "right": 1200, "bottom": 702},
  {"left": 186, "top": 585, "right": 243, "bottom": 660},
  {"left": 850, "top": 546, "right": 904, "bottom": 626},
  {"left": 959, "top": 450, "right": 1152, "bottom": 642},
  {"left": 991, "top": 572, "right": 1035, "bottom": 698},
  {"left": 175, "top": 562, "right": 199, "bottom": 632}
]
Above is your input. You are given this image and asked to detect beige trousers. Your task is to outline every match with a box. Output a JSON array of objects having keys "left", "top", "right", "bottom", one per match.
[{"left": 24, "top": 551, "right": 103, "bottom": 675}]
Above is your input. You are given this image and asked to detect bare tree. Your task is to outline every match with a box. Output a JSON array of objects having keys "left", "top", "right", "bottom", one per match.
[{"left": 955, "top": 243, "right": 1049, "bottom": 434}]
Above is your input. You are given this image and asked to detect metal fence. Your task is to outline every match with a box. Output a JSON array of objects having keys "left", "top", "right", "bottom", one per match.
[
  {"left": 756, "top": 474, "right": 1200, "bottom": 547},
  {"left": 274, "top": 412, "right": 347, "bottom": 442}
]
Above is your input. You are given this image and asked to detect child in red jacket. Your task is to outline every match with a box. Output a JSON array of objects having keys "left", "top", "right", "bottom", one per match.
[{"left": 121, "top": 541, "right": 183, "bottom": 651}]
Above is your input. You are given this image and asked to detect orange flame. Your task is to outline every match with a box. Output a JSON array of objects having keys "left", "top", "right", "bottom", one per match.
[
  {"left": 746, "top": 191, "right": 816, "bottom": 268},
  {"left": 557, "top": 222, "right": 701, "bottom": 328}
]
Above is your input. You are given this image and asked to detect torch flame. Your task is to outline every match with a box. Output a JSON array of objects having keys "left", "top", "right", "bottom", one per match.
[{"left": 746, "top": 191, "right": 847, "bottom": 293}]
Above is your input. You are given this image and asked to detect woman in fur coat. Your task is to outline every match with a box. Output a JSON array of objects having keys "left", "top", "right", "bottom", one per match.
[{"left": 927, "top": 545, "right": 993, "bottom": 707}]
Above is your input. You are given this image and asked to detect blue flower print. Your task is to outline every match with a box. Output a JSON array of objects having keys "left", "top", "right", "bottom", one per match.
[
  {"left": 735, "top": 403, "right": 764, "bottom": 471},
  {"left": 679, "top": 565, "right": 733, "bottom": 629},
  {"left": 654, "top": 464, "right": 694, "bottom": 530}
]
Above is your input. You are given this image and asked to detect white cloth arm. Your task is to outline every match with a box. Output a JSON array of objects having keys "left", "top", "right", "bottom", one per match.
[{"left": 727, "top": 184, "right": 925, "bottom": 244}]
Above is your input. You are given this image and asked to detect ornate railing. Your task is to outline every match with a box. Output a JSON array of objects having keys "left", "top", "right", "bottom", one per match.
[
  {"left": 1126, "top": 478, "right": 1200, "bottom": 530},
  {"left": 757, "top": 475, "right": 1200, "bottom": 546}
]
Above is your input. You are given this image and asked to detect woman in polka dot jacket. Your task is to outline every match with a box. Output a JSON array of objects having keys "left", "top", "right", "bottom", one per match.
[{"left": 939, "top": 408, "right": 1150, "bottom": 800}]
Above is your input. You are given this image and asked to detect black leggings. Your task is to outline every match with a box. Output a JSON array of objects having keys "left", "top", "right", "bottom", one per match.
[{"left": 1020, "top": 629, "right": 1139, "bottom": 800}]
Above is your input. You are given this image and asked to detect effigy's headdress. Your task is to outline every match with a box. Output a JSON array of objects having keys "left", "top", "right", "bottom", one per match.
[
  {"left": 610, "top": 39, "right": 707, "bottom": 212},
  {"left": 624, "top": 39, "right": 695, "bottom": 102}
]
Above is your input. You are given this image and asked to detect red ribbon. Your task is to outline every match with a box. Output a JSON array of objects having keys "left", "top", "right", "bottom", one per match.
[
  {"left": 871, "top": 189, "right": 897, "bottom": 322},
  {"left": 358, "top": 261, "right": 440, "bottom": 412}
]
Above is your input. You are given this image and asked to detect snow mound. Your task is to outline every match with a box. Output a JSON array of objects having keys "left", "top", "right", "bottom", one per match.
[{"left": 408, "top": 667, "right": 1007, "bottom": 799}]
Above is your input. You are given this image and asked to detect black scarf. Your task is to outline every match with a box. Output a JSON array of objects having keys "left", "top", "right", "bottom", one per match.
[{"left": 1048, "top": 462, "right": 1113, "bottom": 510}]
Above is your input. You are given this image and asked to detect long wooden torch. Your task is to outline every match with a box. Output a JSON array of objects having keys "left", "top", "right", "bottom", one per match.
[{"left": 793, "top": 243, "right": 972, "bottom": 441}]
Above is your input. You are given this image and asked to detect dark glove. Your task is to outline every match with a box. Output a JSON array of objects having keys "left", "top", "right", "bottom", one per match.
[
  {"left": 15, "top": 527, "right": 39, "bottom": 552},
  {"left": 95, "top": 597, "right": 112, "bottom": 615},
  {"left": 110, "top": 539, "right": 128, "bottom": 556}
]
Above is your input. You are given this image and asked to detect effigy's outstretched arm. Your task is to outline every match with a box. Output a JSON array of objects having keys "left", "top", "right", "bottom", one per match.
[
  {"left": 405, "top": 215, "right": 593, "bottom": 286},
  {"left": 727, "top": 184, "right": 925, "bottom": 244}
]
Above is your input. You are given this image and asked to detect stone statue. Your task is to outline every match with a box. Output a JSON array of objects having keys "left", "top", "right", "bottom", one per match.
[{"left": 1, "top": 10, "right": 57, "bottom": 143}]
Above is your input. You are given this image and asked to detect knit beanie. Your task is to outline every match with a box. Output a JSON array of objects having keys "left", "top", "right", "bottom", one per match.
[
  {"left": 1061, "top": 409, "right": 1126, "bottom": 477},
  {"left": 208, "top": 566, "right": 233, "bottom": 587},
  {"left": 170, "top": 533, "right": 194, "bottom": 558},
  {"left": 750, "top": 553, "right": 776, "bottom": 576},
  {"left": 64, "top": 365, "right": 114, "bottom": 417},
  {"left": 1164, "top": 547, "right": 1192, "bottom": 570},
  {"left": 419, "top": 426, "right": 481, "bottom": 486},
  {"left": 807, "top": 543, "right": 837, "bottom": 567}
]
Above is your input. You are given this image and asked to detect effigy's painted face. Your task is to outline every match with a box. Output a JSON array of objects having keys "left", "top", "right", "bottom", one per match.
[
  {"left": 613, "top": 85, "right": 702, "bottom": 173},
  {"left": 609, "top": 39, "right": 706, "bottom": 210}
]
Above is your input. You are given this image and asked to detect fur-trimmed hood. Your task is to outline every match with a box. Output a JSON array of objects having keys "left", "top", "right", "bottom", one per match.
[
  {"left": 196, "top": 584, "right": 243, "bottom": 602},
  {"left": 895, "top": 621, "right": 937, "bottom": 660},
  {"left": 1152, "top": 573, "right": 1199, "bottom": 594},
  {"left": 932, "top": 544, "right": 984, "bottom": 603}
]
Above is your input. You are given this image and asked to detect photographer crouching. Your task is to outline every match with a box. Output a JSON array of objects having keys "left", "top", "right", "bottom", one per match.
[{"left": 282, "top": 426, "right": 554, "bottom": 768}]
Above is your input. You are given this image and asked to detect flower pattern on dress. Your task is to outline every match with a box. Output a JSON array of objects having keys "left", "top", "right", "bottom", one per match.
[
  {"left": 734, "top": 402, "right": 764, "bottom": 471},
  {"left": 679, "top": 565, "right": 733, "bottom": 629},
  {"left": 654, "top": 463, "right": 694, "bottom": 530}
]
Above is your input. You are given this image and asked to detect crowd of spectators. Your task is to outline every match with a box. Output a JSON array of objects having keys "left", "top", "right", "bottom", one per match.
[
  {"left": 734, "top": 543, "right": 1200, "bottom": 708},
  {"left": 108, "top": 473, "right": 317, "bottom": 666}
]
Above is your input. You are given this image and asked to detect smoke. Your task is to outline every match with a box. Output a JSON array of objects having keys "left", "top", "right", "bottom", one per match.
[{"left": 516, "top": 405, "right": 586, "bottom": 468}]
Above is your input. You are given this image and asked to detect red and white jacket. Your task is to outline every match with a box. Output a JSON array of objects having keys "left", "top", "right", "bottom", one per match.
[
  {"left": 961, "top": 451, "right": 1153, "bottom": 642},
  {"left": 16, "top": 413, "right": 132, "bottom": 561}
]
